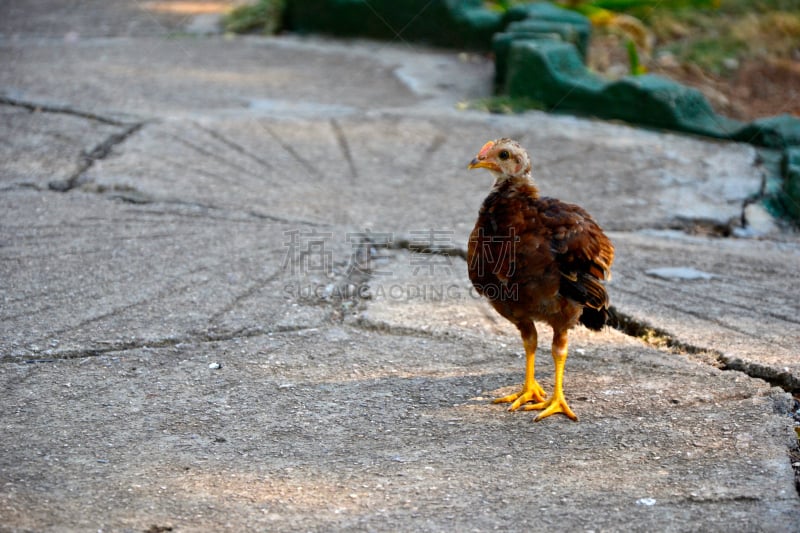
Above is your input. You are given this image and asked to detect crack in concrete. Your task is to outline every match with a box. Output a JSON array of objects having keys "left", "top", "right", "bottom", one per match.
[
  {"left": 611, "top": 285, "right": 786, "bottom": 348},
  {"left": 721, "top": 357, "right": 800, "bottom": 394},
  {"left": 347, "top": 313, "right": 461, "bottom": 341},
  {"left": 0, "top": 182, "right": 45, "bottom": 192},
  {"left": 607, "top": 305, "right": 725, "bottom": 361},
  {"left": 138, "top": 199, "right": 325, "bottom": 227},
  {"left": 666, "top": 216, "right": 736, "bottom": 237},
  {"left": 609, "top": 306, "right": 800, "bottom": 392},
  {"left": 329, "top": 118, "right": 358, "bottom": 181},
  {"left": 208, "top": 270, "right": 283, "bottom": 324},
  {"left": 49, "top": 122, "right": 145, "bottom": 192},
  {"left": 145, "top": 146, "right": 247, "bottom": 189},
  {"left": 191, "top": 121, "right": 275, "bottom": 172},
  {"left": 165, "top": 131, "right": 263, "bottom": 181},
  {"left": 0, "top": 93, "right": 140, "bottom": 127},
  {"left": 70, "top": 180, "right": 326, "bottom": 227},
  {"left": 257, "top": 119, "right": 323, "bottom": 179},
  {"left": 5, "top": 323, "right": 328, "bottom": 364},
  {"left": 388, "top": 237, "right": 467, "bottom": 260},
  {"left": 1, "top": 94, "right": 149, "bottom": 195},
  {"left": 36, "top": 264, "right": 215, "bottom": 345}
]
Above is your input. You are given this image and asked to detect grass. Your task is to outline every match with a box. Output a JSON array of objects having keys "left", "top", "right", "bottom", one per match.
[
  {"left": 224, "top": 0, "right": 285, "bottom": 34},
  {"left": 668, "top": 33, "right": 748, "bottom": 73},
  {"left": 645, "top": 0, "right": 800, "bottom": 74},
  {"left": 457, "top": 96, "right": 547, "bottom": 114},
  {"left": 486, "top": 0, "right": 800, "bottom": 76}
]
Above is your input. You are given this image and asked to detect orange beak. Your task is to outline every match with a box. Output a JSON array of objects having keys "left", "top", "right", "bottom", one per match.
[
  {"left": 468, "top": 140, "right": 499, "bottom": 171},
  {"left": 468, "top": 158, "right": 499, "bottom": 171}
]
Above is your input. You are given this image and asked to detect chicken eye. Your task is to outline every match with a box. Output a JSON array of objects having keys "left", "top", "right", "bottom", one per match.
[{"left": 498, "top": 150, "right": 510, "bottom": 161}]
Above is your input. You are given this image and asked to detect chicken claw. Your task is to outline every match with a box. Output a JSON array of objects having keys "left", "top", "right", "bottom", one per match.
[
  {"left": 522, "top": 392, "right": 578, "bottom": 421},
  {"left": 493, "top": 381, "right": 547, "bottom": 411}
]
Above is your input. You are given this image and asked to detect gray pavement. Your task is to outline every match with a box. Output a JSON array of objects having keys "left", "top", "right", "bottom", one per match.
[{"left": 1, "top": 2, "right": 799, "bottom": 531}]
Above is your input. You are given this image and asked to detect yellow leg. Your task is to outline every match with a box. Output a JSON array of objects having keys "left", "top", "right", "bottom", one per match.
[
  {"left": 522, "top": 330, "right": 578, "bottom": 421},
  {"left": 493, "top": 323, "right": 547, "bottom": 411}
]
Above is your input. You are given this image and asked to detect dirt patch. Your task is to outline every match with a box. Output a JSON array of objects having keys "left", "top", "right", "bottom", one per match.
[
  {"left": 654, "top": 58, "right": 800, "bottom": 121},
  {"left": 589, "top": 32, "right": 800, "bottom": 121}
]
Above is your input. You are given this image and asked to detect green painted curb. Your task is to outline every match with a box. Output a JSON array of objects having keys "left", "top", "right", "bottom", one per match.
[
  {"left": 781, "top": 147, "right": 800, "bottom": 220},
  {"left": 597, "top": 75, "right": 742, "bottom": 138},
  {"left": 506, "top": 39, "right": 604, "bottom": 109},
  {"left": 504, "top": 2, "right": 592, "bottom": 29},
  {"left": 504, "top": 3, "right": 591, "bottom": 58},
  {"left": 284, "top": 0, "right": 503, "bottom": 50},
  {"left": 504, "top": 39, "right": 744, "bottom": 139},
  {"left": 734, "top": 115, "right": 800, "bottom": 150}
]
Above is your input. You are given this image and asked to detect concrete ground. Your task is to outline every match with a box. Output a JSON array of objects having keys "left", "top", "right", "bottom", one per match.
[{"left": 1, "top": 1, "right": 799, "bottom": 531}]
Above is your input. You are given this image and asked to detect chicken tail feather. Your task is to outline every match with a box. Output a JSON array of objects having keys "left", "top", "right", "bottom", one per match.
[{"left": 579, "top": 306, "right": 608, "bottom": 331}]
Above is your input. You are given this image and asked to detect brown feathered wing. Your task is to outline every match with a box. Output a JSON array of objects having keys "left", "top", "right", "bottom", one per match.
[{"left": 537, "top": 197, "right": 614, "bottom": 330}]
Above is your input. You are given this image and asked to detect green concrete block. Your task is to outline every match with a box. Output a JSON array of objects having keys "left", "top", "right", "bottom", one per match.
[
  {"left": 284, "top": 0, "right": 328, "bottom": 33},
  {"left": 504, "top": 42, "right": 744, "bottom": 138},
  {"left": 493, "top": 32, "right": 565, "bottom": 89},
  {"left": 451, "top": 6, "right": 505, "bottom": 49},
  {"left": 285, "top": 0, "right": 501, "bottom": 49},
  {"left": 506, "top": 19, "right": 589, "bottom": 59},
  {"left": 599, "top": 75, "right": 742, "bottom": 138},
  {"left": 493, "top": 3, "right": 592, "bottom": 90},
  {"left": 506, "top": 40, "right": 604, "bottom": 110},
  {"left": 781, "top": 147, "right": 800, "bottom": 220},
  {"left": 505, "top": 2, "right": 591, "bottom": 28},
  {"left": 492, "top": 19, "right": 589, "bottom": 90},
  {"left": 734, "top": 114, "right": 800, "bottom": 149},
  {"left": 782, "top": 146, "right": 800, "bottom": 175}
]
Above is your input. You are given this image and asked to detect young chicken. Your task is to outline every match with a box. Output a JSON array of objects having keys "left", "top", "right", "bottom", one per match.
[{"left": 467, "top": 138, "right": 614, "bottom": 421}]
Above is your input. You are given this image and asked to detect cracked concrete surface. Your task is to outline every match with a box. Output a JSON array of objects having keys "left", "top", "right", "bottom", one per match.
[
  {"left": 0, "top": 105, "right": 129, "bottom": 191},
  {"left": 1, "top": 1, "right": 799, "bottom": 531}
]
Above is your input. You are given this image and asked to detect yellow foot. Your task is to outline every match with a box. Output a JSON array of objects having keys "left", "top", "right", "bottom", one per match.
[
  {"left": 492, "top": 381, "right": 547, "bottom": 411},
  {"left": 522, "top": 395, "right": 578, "bottom": 422}
]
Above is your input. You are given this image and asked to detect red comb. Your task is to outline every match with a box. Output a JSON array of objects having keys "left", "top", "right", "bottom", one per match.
[{"left": 477, "top": 140, "right": 495, "bottom": 158}]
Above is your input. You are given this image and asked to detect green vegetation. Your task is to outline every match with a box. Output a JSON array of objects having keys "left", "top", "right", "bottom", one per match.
[
  {"left": 648, "top": 8, "right": 799, "bottom": 72},
  {"left": 490, "top": 0, "right": 718, "bottom": 73},
  {"left": 488, "top": 0, "right": 516, "bottom": 10},
  {"left": 626, "top": 38, "right": 645, "bottom": 74},
  {"left": 457, "top": 95, "right": 547, "bottom": 113},
  {"left": 671, "top": 35, "right": 747, "bottom": 73},
  {"left": 622, "top": 0, "right": 800, "bottom": 74},
  {"left": 490, "top": 0, "right": 800, "bottom": 76},
  {"left": 224, "top": 0, "right": 285, "bottom": 34}
]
